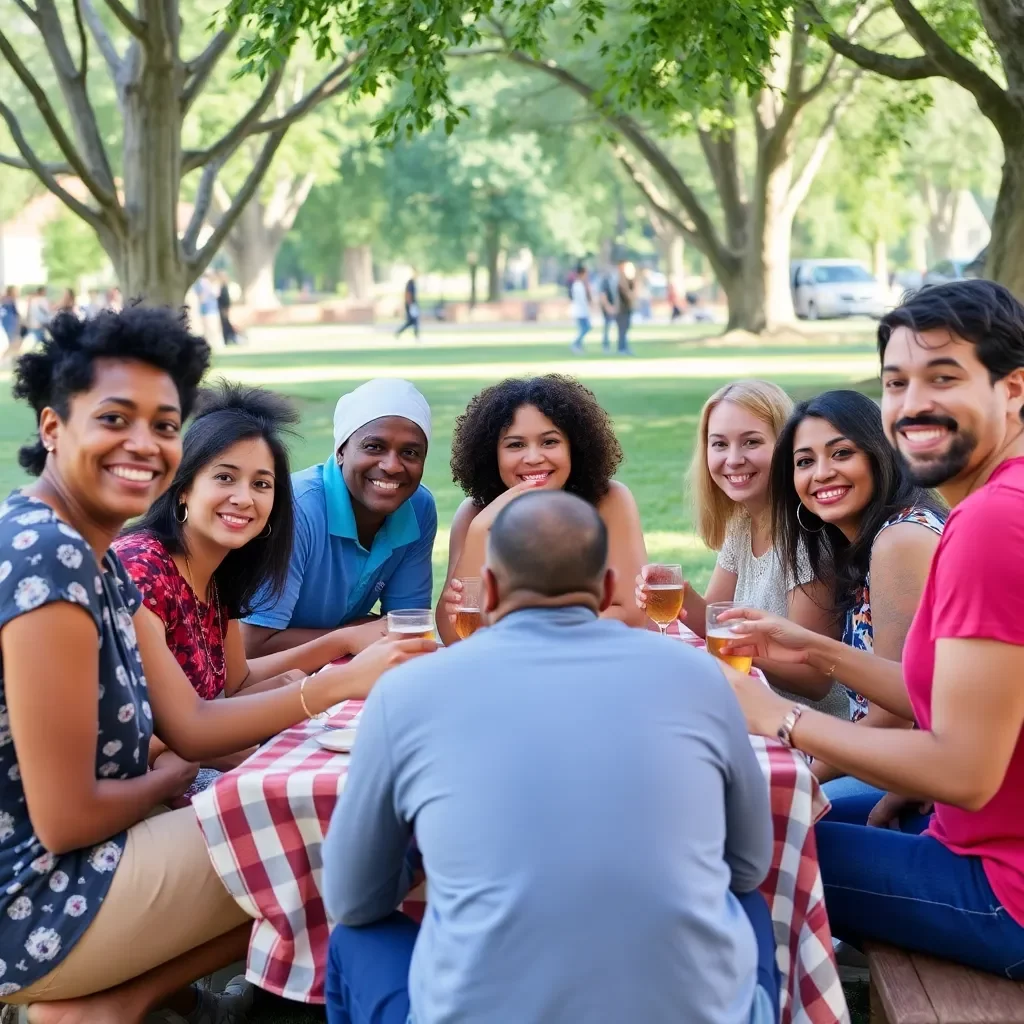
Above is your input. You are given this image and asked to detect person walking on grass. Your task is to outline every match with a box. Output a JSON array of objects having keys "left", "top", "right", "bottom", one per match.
[
  {"left": 396, "top": 271, "right": 421, "bottom": 340},
  {"left": 569, "top": 264, "right": 593, "bottom": 353}
]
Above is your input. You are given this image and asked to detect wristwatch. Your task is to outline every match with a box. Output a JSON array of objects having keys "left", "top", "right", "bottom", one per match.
[{"left": 776, "top": 705, "right": 804, "bottom": 748}]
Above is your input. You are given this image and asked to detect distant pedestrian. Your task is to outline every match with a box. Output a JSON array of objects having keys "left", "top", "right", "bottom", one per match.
[
  {"left": 26, "top": 286, "right": 51, "bottom": 344},
  {"left": 569, "top": 264, "right": 593, "bottom": 353},
  {"left": 57, "top": 288, "right": 77, "bottom": 316},
  {"left": 106, "top": 286, "right": 122, "bottom": 312},
  {"left": 599, "top": 271, "right": 617, "bottom": 352},
  {"left": 1, "top": 286, "right": 20, "bottom": 356},
  {"left": 217, "top": 272, "right": 240, "bottom": 345},
  {"left": 396, "top": 270, "right": 421, "bottom": 340},
  {"left": 667, "top": 280, "right": 683, "bottom": 322},
  {"left": 616, "top": 260, "right": 636, "bottom": 355}
]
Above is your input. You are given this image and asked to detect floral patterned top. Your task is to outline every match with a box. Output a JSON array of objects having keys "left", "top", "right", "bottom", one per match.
[
  {"left": 112, "top": 532, "right": 227, "bottom": 701},
  {"left": 842, "top": 504, "right": 946, "bottom": 720},
  {"left": 0, "top": 491, "right": 153, "bottom": 994}
]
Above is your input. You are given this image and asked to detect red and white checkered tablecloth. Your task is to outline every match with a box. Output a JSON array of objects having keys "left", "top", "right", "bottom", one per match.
[{"left": 193, "top": 646, "right": 849, "bottom": 1023}]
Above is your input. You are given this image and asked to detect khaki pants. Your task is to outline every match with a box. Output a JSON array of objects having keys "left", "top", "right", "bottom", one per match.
[{"left": 5, "top": 808, "right": 251, "bottom": 1004}]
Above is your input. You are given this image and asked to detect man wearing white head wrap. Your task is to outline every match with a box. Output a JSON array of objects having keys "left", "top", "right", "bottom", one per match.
[{"left": 242, "top": 379, "right": 437, "bottom": 658}]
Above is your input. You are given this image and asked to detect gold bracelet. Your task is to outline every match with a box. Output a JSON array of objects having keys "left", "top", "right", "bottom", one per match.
[{"left": 299, "top": 675, "right": 327, "bottom": 721}]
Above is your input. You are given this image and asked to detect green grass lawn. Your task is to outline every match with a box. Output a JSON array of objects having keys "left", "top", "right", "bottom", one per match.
[{"left": 0, "top": 320, "right": 880, "bottom": 1022}]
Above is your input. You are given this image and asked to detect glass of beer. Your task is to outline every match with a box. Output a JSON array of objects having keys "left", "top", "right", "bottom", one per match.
[
  {"left": 387, "top": 609, "right": 435, "bottom": 640},
  {"left": 642, "top": 563, "right": 684, "bottom": 635},
  {"left": 705, "top": 602, "right": 753, "bottom": 674},
  {"left": 454, "top": 577, "right": 482, "bottom": 640}
]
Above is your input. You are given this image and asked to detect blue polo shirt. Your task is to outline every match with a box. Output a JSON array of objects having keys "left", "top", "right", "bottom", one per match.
[{"left": 244, "top": 458, "right": 437, "bottom": 631}]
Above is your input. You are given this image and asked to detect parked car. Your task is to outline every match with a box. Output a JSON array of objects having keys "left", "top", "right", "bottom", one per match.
[
  {"left": 922, "top": 253, "right": 985, "bottom": 287},
  {"left": 791, "top": 259, "right": 888, "bottom": 320}
]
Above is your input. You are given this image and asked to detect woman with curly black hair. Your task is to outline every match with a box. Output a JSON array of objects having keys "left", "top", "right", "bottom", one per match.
[
  {"left": 437, "top": 375, "right": 647, "bottom": 645},
  {"left": 0, "top": 307, "right": 433, "bottom": 1023}
]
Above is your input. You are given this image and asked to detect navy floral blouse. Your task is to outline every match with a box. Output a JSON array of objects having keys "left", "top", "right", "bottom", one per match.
[{"left": 0, "top": 491, "right": 153, "bottom": 995}]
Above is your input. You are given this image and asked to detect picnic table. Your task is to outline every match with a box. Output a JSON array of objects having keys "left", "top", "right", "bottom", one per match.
[{"left": 192, "top": 631, "right": 849, "bottom": 1024}]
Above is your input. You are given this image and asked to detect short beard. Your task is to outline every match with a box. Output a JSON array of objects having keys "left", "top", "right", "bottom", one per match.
[{"left": 897, "top": 430, "right": 977, "bottom": 488}]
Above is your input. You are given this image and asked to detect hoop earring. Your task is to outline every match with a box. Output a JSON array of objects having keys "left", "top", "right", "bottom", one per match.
[
  {"left": 796, "top": 503, "right": 824, "bottom": 533},
  {"left": 175, "top": 503, "right": 188, "bottom": 524},
  {"left": 260, "top": 523, "right": 272, "bottom": 539}
]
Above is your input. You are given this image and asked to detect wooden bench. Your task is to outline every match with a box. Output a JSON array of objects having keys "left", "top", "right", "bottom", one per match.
[{"left": 867, "top": 945, "right": 1024, "bottom": 1024}]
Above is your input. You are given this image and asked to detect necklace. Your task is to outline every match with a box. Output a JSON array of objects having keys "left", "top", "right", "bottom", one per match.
[{"left": 180, "top": 553, "right": 225, "bottom": 696}]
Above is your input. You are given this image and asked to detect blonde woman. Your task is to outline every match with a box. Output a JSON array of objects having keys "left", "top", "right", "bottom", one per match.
[{"left": 637, "top": 380, "right": 850, "bottom": 717}]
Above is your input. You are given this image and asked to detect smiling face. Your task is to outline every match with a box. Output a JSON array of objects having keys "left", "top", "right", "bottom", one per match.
[
  {"left": 496, "top": 404, "right": 572, "bottom": 491},
  {"left": 339, "top": 416, "right": 428, "bottom": 517},
  {"left": 179, "top": 437, "right": 276, "bottom": 552},
  {"left": 792, "top": 415, "right": 875, "bottom": 537},
  {"left": 706, "top": 400, "right": 776, "bottom": 508},
  {"left": 881, "top": 325, "right": 1024, "bottom": 491},
  {"left": 39, "top": 358, "right": 182, "bottom": 525}
]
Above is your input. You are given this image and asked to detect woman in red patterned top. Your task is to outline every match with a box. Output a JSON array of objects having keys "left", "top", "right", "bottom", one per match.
[{"left": 113, "top": 382, "right": 363, "bottom": 726}]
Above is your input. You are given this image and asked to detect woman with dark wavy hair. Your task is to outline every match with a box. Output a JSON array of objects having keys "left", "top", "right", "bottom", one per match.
[
  {"left": 437, "top": 374, "right": 647, "bottom": 645},
  {"left": 0, "top": 307, "right": 433, "bottom": 1023},
  {"left": 768, "top": 390, "right": 945, "bottom": 785}
]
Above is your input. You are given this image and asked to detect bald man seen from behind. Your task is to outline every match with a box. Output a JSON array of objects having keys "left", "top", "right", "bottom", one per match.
[{"left": 321, "top": 490, "right": 780, "bottom": 1024}]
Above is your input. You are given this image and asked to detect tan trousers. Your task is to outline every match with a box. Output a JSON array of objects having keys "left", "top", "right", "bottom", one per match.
[{"left": 5, "top": 807, "right": 251, "bottom": 1004}]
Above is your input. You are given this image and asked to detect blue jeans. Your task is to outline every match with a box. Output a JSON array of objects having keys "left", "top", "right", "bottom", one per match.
[
  {"left": 572, "top": 317, "right": 591, "bottom": 349},
  {"left": 325, "top": 893, "right": 779, "bottom": 1024},
  {"left": 601, "top": 313, "right": 613, "bottom": 349},
  {"left": 823, "top": 776, "right": 932, "bottom": 833},
  {"left": 817, "top": 799, "right": 1024, "bottom": 978}
]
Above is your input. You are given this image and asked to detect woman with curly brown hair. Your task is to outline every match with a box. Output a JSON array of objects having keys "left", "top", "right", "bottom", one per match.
[{"left": 437, "top": 375, "right": 647, "bottom": 645}]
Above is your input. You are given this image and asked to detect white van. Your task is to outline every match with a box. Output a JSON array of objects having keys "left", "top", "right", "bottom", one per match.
[{"left": 791, "top": 259, "right": 887, "bottom": 320}]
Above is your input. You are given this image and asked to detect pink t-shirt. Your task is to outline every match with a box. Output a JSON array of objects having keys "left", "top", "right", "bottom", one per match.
[{"left": 903, "top": 456, "right": 1024, "bottom": 925}]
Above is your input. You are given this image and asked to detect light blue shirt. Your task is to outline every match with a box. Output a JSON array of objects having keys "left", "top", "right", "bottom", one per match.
[
  {"left": 323, "top": 606, "right": 773, "bottom": 1024},
  {"left": 244, "top": 459, "right": 436, "bottom": 631}
]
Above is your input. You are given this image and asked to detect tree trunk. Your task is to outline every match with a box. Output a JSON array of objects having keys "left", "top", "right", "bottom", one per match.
[
  {"left": 116, "top": 30, "right": 189, "bottom": 307},
  {"left": 909, "top": 223, "right": 928, "bottom": 275},
  {"left": 221, "top": 201, "right": 280, "bottom": 308},
  {"left": 343, "top": 244, "right": 374, "bottom": 301},
  {"left": 468, "top": 256, "right": 479, "bottom": 308},
  {"left": 484, "top": 221, "right": 502, "bottom": 302},
  {"left": 737, "top": 149, "right": 796, "bottom": 333},
  {"left": 873, "top": 236, "right": 888, "bottom": 284},
  {"left": 657, "top": 231, "right": 685, "bottom": 291},
  {"left": 986, "top": 143, "right": 1024, "bottom": 296}
]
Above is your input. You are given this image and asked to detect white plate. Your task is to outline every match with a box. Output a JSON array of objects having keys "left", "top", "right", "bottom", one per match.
[{"left": 315, "top": 728, "right": 358, "bottom": 753}]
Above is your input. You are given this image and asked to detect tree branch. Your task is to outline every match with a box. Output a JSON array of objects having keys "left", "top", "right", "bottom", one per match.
[
  {"left": 188, "top": 128, "right": 291, "bottom": 274},
  {"left": 101, "top": 0, "right": 145, "bottom": 38},
  {"left": 0, "top": 153, "right": 72, "bottom": 173},
  {"left": 890, "top": 0, "right": 1018, "bottom": 136},
  {"left": 181, "top": 64, "right": 286, "bottom": 173},
  {"left": 786, "top": 71, "right": 864, "bottom": 217},
  {"left": 182, "top": 160, "right": 223, "bottom": 254},
  {"left": 0, "top": 20, "right": 116, "bottom": 206},
  {"left": 182, "top": 26, "right": 238, "bottom": 111},
  {"left": 79, "top": 0, "right": 122, "bottom": 77},
  {"left": 499, "top": 50, "right": 739, "bottom": 280},
  {"left": 825, "top": 35, "right": 940, "bottom": 80},
  {"left": 71, "top": 0, "right": 88, "bottom": 78},
  {"left": 614, "top": 145, "right": 699, "bottom": 246},
  {"left": 0, "top": 101, "right": 106, "bottom": 232},
  {"left": 699, "top": 125, "right": 746, "bottom": 252},
  {"left": 183, "top": 54, "right": 360, "bottom": 173},
  {"left": 11, "top": 0, "right": 39, "bottom": 23}
]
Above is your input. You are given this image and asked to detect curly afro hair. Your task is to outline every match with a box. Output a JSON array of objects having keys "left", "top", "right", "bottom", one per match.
[
  {"left": 450, "top": 375, "right": 623, "bottom": 507},
  {"left": 13, "top": 304, "right": 210, "bottom": 475}
]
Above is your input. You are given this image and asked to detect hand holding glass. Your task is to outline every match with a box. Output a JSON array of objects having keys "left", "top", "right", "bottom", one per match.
[
  {"left": 706, "top": 602, "right": 753, "bottom": 674},
  {"left": 642, "top": 563, "right": 684, "bottom": 635},
  {"left": 453, "top": 577, "right": 482, "bottom": 639},
  {"left": 387, "top": 609, "right": 435, "bottom": 641}
]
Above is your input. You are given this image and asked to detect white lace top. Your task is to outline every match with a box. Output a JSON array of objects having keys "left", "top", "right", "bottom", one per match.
[{"left": 716, "top": 514, "right": 813, "bottom": 615}]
